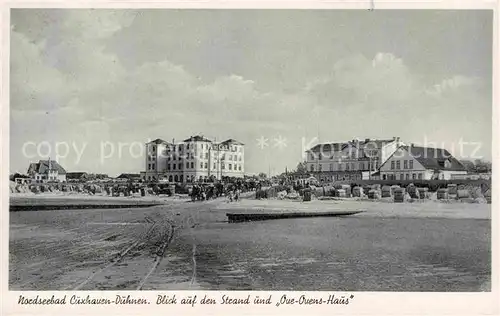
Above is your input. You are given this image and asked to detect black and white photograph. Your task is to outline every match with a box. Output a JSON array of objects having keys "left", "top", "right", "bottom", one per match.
[{"left": 7, "top": 7, "right": 494, "bottom": 294}]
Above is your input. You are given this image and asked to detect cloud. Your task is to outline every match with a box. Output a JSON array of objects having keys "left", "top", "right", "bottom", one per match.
[
  {"left": 426, "top": 75, "right": 482, "bottom": 96},
  {"left": 304, "top": 53, "right": 418, "bottom": 107},
  {"left": 9, "top": 11, "right": 492, "bottom": 175},
  {"left": 62, "top": 10, "right": 137, "bottom": 39},
  {"left": 10, "top": 31, "right": 67, "bottom": 112}
]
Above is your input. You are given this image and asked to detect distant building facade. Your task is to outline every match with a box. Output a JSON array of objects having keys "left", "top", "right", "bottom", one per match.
[
  {"left": 142, "top": 135, "right": 245, "bottom": 183},
  {"left": 116, "top": 173, "right": 142, "bottom": 181},
  {"left": 378, "top": 145, "right": 467, "bottom": 180},
  {"left": 305, "top": 137, "right": 404, "bottom": 182},
  {"left": 27, "top": 159, "right": 67, "bottom": 183},
  {"left": 66, "top": 172, "right": 89, "bottom": 182}
]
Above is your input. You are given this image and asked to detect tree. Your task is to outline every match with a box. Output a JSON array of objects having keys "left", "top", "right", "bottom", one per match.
[
  {"left": 258, "top": 172, "right": 267, "bottom": 179},
  {"left": 459, "top": 160, "right": 476, "bottom": 173},
  {"left": 295, "top": 161, "right": 308, "bottom": 174},
  {"left": 10, "top": 173, "right": 29, "bottom": 181},
  {"left": 474, "top": 159, "right": 492, "bottom": 173}
]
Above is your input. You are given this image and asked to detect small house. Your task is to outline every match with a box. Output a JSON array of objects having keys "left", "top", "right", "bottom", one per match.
[
  {"left": 27, "top": 159, "right": 67, "bottom": 183},
  {"left": 379, "top": 145, "right": 467, "bottom": 181}
]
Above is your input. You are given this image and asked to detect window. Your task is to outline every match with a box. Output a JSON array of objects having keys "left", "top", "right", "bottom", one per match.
[
  {"left": 404, "top": 160, "right": 408, "bottom": 169},
  {"left": 200, "top": 162, "right": 204, "bottom": 169},
  {"left": 152, "top": 164, "right": 155, "bottom": 170},
  {"left": 319, "top": 164, "right": 322, "bottom": 171},
  {"left": 319, "top": 154, "right": 322, "bottom": 160},
  {"left": 205, "top": 153, "right": 209, "bottom": 159},
  {"left": 400, "top": 174, "right": 404, "bottom": 180},
  {"left": 167, "top": 164, "right": 171, "bottom": 171},
  {"left": 346, "top": 163, "right": 350, "bottom": 171},
  {"left": 229, "top": 164, "right": 232, "bottom": 170},
  {"left": 204, "top": 162, "right": 208, "bottom": 169},
  {"left": 310, "top": 165, "right": 314, "bottom": 172},
  {"left": 330, "top": 163, "right": 333, "bottom": 171},
  {"left": 186, "top": 163, "right": 189, "bottom": 169},
  {"left": 351, "top": 163, "right": 355, "bottom": 170},
  {"left": 405, "top": 174, "right": 409, "bottom": 180},
  {"left": 173, "top": 164, "right": 176, "bottom": 170},
  {"left": 222, "top": 164, "right": 225, "bottom": 170},
  {"left": 412, "top": 174, "right": 416, "bottom": 180},
  {"left": 213, "top": 163, "right": 216, "bottom": 169},
  {"left": 396, "top": 161, "right": 401, "bottom": 169},
  {"left": 391, "top": 161, "right": 395, "bottom": 170},
  {"left": 191, "top": 162, "right": 194, "bottom": 169},
  {"left": 359, "top": 163, "right": 364, "bottom": 170},
  {"left": 239, "top": 156, "right": 242, "bottom": 161},
  {"left": 148, "top": 164, "right": 151, "bottom": 170},
  {"left": 178, "top": 163, "right": 182, "bottom": 169},
  {"left": 409, "top": 160, "right": 414, "bottom": 169},
  {"left": 239, "top": 165, "right": 242, "bottom": 171}
]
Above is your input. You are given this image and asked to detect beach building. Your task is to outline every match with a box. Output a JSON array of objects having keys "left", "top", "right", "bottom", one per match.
[
  {"left": 378, "top": 144, "right": 467, "bottom": 180},
  {"left": 142, "top": 135, "right": 245, "bottom": 183},
  {"left": 27, "top": 158, "right": 67, "bottom": 183},
  {"left": 305, "top": 137, "right": 404, "bottom": 182}
]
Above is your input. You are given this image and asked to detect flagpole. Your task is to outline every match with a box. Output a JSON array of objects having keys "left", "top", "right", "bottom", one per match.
[{"left": 316, "top": 107, "right": 320, "bottom": 182}]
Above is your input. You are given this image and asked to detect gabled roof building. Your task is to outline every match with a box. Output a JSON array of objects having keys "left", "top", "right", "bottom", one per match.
[
  {"left": 378, "top": 144, "right": 467, "bottom": 180},
  {"left": 27, "top": 159, "right": 67, "bottom": 183},
  {"left": 305, "top": 137, "right": 404, "bottom": 182}
]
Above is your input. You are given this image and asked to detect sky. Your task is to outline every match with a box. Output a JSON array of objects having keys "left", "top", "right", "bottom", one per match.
[{"left": 10, "top": 9, "right": 493, "bottom": 176}]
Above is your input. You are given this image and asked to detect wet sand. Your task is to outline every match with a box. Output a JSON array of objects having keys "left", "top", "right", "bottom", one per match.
[{"left": 9, "top": 196, "right": 491, "bottom": 291}]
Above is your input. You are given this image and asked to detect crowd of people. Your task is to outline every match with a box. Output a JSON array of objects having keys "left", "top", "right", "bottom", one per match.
[{"left": 189, "top": 180, "right": 251, "bottom": 202}]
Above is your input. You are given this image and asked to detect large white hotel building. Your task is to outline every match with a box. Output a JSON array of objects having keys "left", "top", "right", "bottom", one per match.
[{"left": 141, "top": 135, "right": 245, "bottom": 183}]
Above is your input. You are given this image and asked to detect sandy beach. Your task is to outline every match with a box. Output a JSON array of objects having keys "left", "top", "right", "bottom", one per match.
[{"left": 9, "top": 194, "right": 491, "bottom": 291}]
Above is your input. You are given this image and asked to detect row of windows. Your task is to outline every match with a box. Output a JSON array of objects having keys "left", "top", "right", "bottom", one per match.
[
  {"left": 390, "top": 160, "right": 414, "bottom": 170},
  {"left": 309, "top": 151, "right": 376, "bottom": 161},
  {"left": 221, "top": 163, "right": 242, "bottom": 171},
  {"left": 383, "top": 173, "right": 423, "bottom": 180},
  {"left": 146, "top": 174, "right": 210, "bottom": 183},
  {"left": 159, "top": 153, "right": 243, "bottom": 161},
  {"left": 317, "top": 174, "right": 363, "bottom": 182},
  {"left": 165, "top": 162, "right": 243, "bottom": 171},
  {"left": 155, "top": 143, "right": 243, "bottom": 152},
  {"left": 310, "top": 161, "right": 380, "bottom": 172}
]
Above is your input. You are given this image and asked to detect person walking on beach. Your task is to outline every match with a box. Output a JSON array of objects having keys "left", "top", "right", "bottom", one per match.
[{"left": 234, "top": 187, "right": 240, "bottom": 202}]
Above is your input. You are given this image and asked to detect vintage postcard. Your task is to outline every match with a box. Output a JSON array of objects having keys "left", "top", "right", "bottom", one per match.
[{"left": 1, "top": 1, "right": 498, "bottom": 315}]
